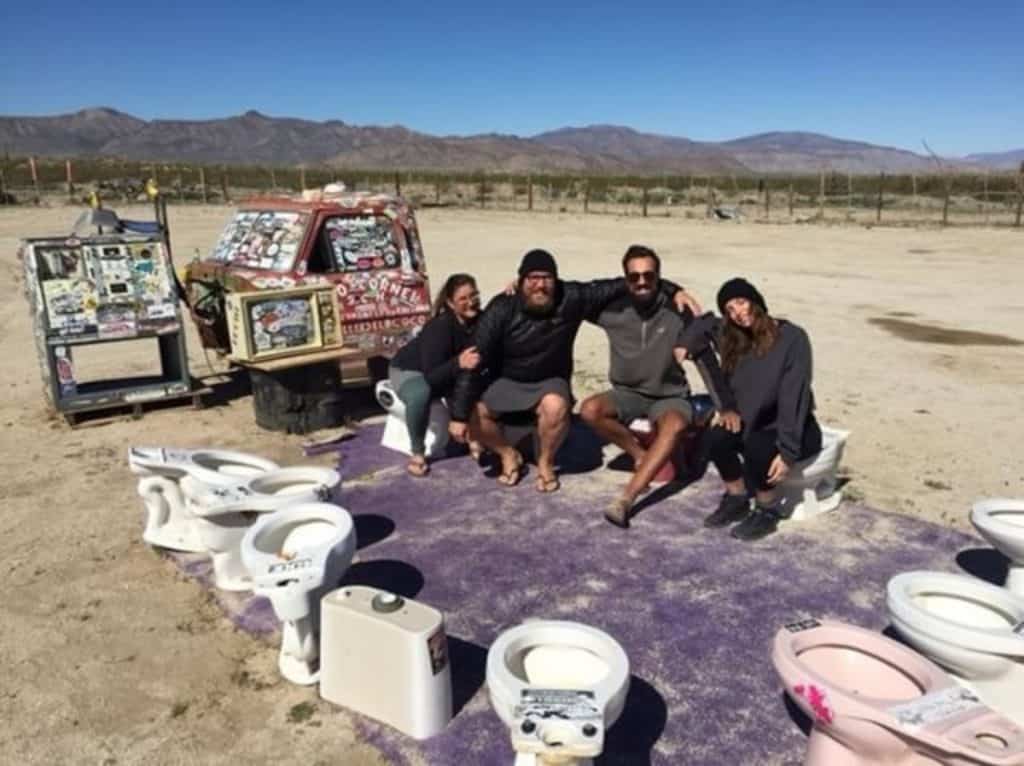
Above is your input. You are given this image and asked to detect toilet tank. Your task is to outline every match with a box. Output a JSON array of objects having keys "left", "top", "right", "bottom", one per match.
[{"left": 319, "top": 585, "right": 453, "bottom": 739}]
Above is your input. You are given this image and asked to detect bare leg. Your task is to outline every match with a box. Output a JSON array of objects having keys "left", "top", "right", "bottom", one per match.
[
  {"left": 623, "top": 410, "right": 688, "bottom": 501},
  {"left": 579, "top": 393, "right": 645, "bottom": 465},
  {"left": 535, "top": 393, "right": 570, "bottom": 491},
  {"left": 754, "top": 489, "right": 777, "bottom": 506},
  {"left": 472, "top": 401, "right": 522, "bottom": 484}
]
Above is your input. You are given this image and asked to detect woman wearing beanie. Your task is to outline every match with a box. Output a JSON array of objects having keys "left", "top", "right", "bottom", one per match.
[
  {"left": 388, "top": 273, "right": 483, "bottom": 476},
  {"left": 682, "top": 277, "right": 822, "bottom": 541}
]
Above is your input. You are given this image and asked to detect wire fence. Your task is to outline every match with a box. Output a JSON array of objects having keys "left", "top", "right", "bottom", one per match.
[{"left": 2, "top": 157, "right": 1022, "bottom": 227}]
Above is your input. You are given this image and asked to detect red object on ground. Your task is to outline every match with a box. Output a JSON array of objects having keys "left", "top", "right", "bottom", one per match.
[{"left": 630, "top": 421, "right": 704, "bottom": 484}]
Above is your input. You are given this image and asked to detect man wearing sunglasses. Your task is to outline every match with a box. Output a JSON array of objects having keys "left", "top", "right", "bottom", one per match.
[
  {"left": 448, "top": 248, "right": 700, "bottom": 495},
  {"left": 580, "top": 244, "right": 729, "bottom": 528}
]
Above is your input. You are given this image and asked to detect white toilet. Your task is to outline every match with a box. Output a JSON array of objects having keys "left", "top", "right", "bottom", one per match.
[
  {"left": 128, "top": 447, "right": 279, "bottom": 552},
  {"left": 375, "top": 379, "right": 450, "bottom": 458},
  {"left": 486, "top": 620, "right": 630, "bottom": 766},
  {"left": 972, "top": 499, "right": 1024, "bottom": 598},
  {"left": 887, "top": 570, "right": 1024, "bottom": 726},
  {"left": 241, "top": 502, "right": 357, "bottom": 685},
  {"left": 184, "top": 467, "right": 343, "bottom": 592},
  {"left": 779, "top": 426, "right": 850, "bottom": 522}
]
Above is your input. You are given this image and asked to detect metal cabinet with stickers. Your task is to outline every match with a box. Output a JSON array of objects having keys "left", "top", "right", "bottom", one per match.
[{"left": 20, "top": 224, "right": 201, "bottom": 425}]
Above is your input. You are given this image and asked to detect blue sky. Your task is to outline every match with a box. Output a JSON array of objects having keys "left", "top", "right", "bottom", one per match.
[{"left": 2, "top": 0, "right": 1021, "bottom": 155}]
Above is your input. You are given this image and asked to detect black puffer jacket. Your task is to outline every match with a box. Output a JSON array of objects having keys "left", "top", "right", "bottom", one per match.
[{"left": 450, "top": 278, "right": 680, "bottom": 421}]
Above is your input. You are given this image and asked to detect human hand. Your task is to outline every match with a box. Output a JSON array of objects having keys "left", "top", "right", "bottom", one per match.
[
  {"left": 458, "top": 346, "right": 481, "bottom": 370},
  {"left": 503, "top": 279, "right": 517, "bottom": 295},
  {"left": 713, "top": 410, "right": 742, "bottom": 433},
  {"left": 766, "top": 454, "right": 790, "bottom": 485},
  {"left": 673, "top": 346, "right": 688, "bottom": 365},
  {"left": 449, "top": 421, "right": 469, "bottom": 444},
  {"left": 673, "top": 289, "right": 703, "bottom": 316}
]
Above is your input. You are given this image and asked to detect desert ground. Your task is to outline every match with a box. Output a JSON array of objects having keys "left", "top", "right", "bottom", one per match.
[{"left": 1, "top": 202, "right": 1022, "bottom": 764}]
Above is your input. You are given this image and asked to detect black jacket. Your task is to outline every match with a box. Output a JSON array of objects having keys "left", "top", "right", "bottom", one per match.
[
  {"left": 450, "top": 278, "right": 680, "bottom": 422},
  {"left": 390, "top": 310, "right": 476, "bottom": 397}
]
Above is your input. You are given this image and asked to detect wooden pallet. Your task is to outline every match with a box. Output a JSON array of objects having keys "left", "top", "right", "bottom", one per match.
[{"left": 62, "top": 385, "right": 212, "bottom": 427}]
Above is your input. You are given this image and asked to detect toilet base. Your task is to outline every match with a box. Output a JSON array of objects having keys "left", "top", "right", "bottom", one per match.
[
  {"left": 380, "top": 412, "right": 450, "bottom": 458},
  {"left": 143, "top": 525, "right": 206, "bottom": 554},
  {"left": 278, "top": 617, "right": 320, "bottom": 686},
  {"left": 210, "top": 551, "right": 252, "bottom": 592},
  {"left": 1007, "top": 565, "right": 1024, "bottom": 598},
  {"left": 138, "top": 477, "right": 207, "bottom": 553},
  {"left": 781, "top": 483, "right": 844, "bottom": 523}
]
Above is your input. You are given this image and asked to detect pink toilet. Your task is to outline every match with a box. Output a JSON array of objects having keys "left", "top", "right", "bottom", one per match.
[{"left": 773, "top": 619, "right": 1024, "bottom": 765}]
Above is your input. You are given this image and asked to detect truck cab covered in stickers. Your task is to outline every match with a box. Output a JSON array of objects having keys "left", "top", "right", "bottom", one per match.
[{"left": 185, "top": 190, "right": 431, "bottom": 382}]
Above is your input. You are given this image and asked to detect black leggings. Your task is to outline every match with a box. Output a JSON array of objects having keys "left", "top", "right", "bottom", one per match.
[{"left": 704, "top": 420, "right": 822, "bottom": 493}]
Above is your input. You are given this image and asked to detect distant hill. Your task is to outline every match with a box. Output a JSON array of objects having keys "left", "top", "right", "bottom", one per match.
[
  {"left": 718, "top": 131, "right": 952, "bottom": 174},
  {"left": 964, "top": 149, "right": 1024, "bottom": 170},
  {"left": 0, "top": 107, "right": 1008, "bottom": 175}
]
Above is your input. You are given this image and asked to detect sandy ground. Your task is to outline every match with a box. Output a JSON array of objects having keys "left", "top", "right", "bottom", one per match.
[{"left": 1, "top": 203, "right": 1022, "bottom": 764}]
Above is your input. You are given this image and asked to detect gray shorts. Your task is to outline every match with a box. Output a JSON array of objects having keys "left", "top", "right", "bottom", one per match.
[
  {"left": 481, "top": 376, "right": 572, "bottom": 415},
  {"left": 609, "top": 387, "right": 693, "bottom": 426}
]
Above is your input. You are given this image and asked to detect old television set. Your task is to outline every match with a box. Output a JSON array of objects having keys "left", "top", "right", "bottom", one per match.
[{"left": 226, "top": 286, "right": 343, "bottom": 363}]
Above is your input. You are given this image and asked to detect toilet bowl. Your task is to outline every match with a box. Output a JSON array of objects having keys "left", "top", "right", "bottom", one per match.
[
  {"left": 887, "top": 571, "right": 1024, "bottom": 726},
  {"left": 971, "top": 499, "right": 1024, "bottom": 598},
  {"left": 487, "top": 620, "right": 630, "bottom": 766},
  {"left": 128, "top": 447, "right": 279, "bottom": 552},
  {"left": 241, "top": 502, "right": 357, "bottom": 685},
  {"left": 184, "top": 467, "right": 342, "bottom": 591},
  {"left": 773, "top": 618, "right": 1024, "bottom": 765},
  {"left": 375, "top": 380, "right": 450, "bottom": 458},
  {"left": 778, "top": 426, "right": 849, "bottom": 522},
  {"left": 624, "top": 395, "right": 715, "bottom": 484}
]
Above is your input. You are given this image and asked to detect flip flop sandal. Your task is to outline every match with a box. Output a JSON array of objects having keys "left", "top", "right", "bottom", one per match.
[
  {"left": 604, "top": 497, "right": 632, "bottom": 528},
  {"left": 535, "top": 475, "right": 560, "bottom": 494},
  {"left": 497, "top": 453, "right": 524, "bottom": 487},
  {"left": 406, "top": 458, "right": 430, "bottom": 477}
]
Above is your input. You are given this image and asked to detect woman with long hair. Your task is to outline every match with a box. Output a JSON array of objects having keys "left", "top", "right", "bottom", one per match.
[
  {"left": 683, "top": 277, "right": 822, "bottom": 540},
  {"left": 388, "top": 273, "right": 482, "bottom": 476}
]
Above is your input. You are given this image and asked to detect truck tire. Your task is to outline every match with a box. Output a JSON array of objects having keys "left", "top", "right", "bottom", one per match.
[{"left": 249, "top": 363, "right": 345, "bottom": 434}]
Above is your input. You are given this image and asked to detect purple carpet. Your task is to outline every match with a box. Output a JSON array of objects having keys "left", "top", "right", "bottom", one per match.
[{"left": 170, "top": 421, "right": 993, "bottom": 765}]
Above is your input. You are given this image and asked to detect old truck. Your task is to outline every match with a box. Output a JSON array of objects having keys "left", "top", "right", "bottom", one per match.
[
  {"left": 184, "top": 189, "right": 433, "bottom": 431},
  {"left": 186, "top": 190, "right": 432, "bottom": 376}
]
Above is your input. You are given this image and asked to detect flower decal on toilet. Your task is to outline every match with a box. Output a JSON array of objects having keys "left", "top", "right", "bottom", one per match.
[{"left": 793, "top": 683, "right": 834, "bottom": 726}]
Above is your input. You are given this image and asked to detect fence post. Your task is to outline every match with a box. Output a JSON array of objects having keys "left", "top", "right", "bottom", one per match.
[
  {"left": 547, "top": 182, "right": 552, "bottom": 212},
  {"left": 642, "top": 185, "right": 649, "bottom": 218},
  {"left": 846, "top": 173, "right": 852, "bottom": 220},
  {"left": 434, "top": 180, "right": 441, "bottom": 205},
  {"left": 1016, "top": 169, "right": 1023, "bottom": 227},
  {"left": 876, "top": 173, "right": 885, "bottom": 223},
  {"left": 65, "top": 159, "right": 75, "bottom": 201},
  {"left": 29, "top": 156, "right": 41, "bottom": 205},
  {"left": 221, "top": 169, "right": 230, "bottom": 203},
  {"left": 912, "top": 174, "right": 918, "bottom": 206},
  {"left": 983, "top": 171, "right": 989, "bottom": 225},
  {"left": 942, "top": 178, "right": 951, "bottom": 226},
  {"left": 583, "top": 181, "right": 589, "bottom": 214},
  {"left": 764, "top": 185, "right": 771, "bottom": 219},
  {"left": 176, "top": 173, "right": 184, "bottom": 203},
  {"left": 198, "top": 167, "right": 207, "bottom": 203},
  {"left": 817, "top": 170, "right": 826, "bottom": 220},
  {"left": 394, "top": 172, "right": 401, "bottom": 196},
  {"left": 527, "top": 177, "right": 533, "bottom": 211},
  {"left": 788, "top": 184, "right": 794, "bottom": 217},
  {"left": 479, "top": 176, "right": 486, "bottom": 209},
  {"left": 0, "top": 168, "right": 6, "bottom": 204}
]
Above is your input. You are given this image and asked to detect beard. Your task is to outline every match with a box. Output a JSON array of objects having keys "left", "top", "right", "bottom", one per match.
[{"left": 521, "top": 288, "right": 555, "bottom": 316}]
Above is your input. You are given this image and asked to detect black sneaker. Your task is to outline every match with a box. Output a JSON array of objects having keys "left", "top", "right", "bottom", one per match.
[
  {"left": 731, "top": 504, "right": 782, "bottom": 541},
  {"left": 704, "top": 492, "right": 751, "bottom": 528}
]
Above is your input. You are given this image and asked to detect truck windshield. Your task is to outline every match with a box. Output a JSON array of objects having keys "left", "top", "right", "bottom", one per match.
[
  {"left": 209, "top": 210, "right": 310, "bottom": 272},
  {"left": 323, "top": 215, "right": 404, "bottom": 272}
]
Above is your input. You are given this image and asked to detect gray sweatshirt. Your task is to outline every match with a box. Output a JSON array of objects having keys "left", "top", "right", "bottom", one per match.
[
  {"left": 596, "top": 293, "right": 690, "bottom": 398},
  {"left": 683, "top": 316, "right": 816, "bottom": 463}
]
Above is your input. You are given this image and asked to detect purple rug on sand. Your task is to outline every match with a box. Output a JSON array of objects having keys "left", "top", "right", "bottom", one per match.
[{"left": 171, "top": 421, "right": 995, "bottom": 765}]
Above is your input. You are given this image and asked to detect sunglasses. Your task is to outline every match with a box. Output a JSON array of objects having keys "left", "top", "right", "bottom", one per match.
[{"left": 626, "top": 270, "right": 658, "bottom": 284}]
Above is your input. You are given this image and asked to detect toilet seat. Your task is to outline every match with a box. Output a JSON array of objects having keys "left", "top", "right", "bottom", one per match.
[
  {"left": 189, "top": 466, "right": 342, "bottom": 515},
  {"left": 241, "top": 503, "right": 357, "bottom": 685},
  {"left": 128, "top": 446, "right": 279, "bottom": 482},
  {"left": 888, "top": 571, "right": 1024, "bottom": 656},
  {"left": 487, "top": 620, "right": 630, "bottom": 765},
  {"left": 773, "top": 619, "right": 1024, "bottom": 765},
  {"left": 242, "top": 502, "right": 357, "bottom": 599}
]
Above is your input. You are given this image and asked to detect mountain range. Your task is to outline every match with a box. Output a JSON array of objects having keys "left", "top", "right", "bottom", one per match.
[{"left": 1, "top": 107, "right": 1020, "bottom": 175}]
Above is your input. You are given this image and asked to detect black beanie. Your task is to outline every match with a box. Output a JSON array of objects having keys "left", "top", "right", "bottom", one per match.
[
  {"left": 518, "top": 249, "right": 558, "bottom": 279},
  {"left": 717, "top": 278, "right": 767, "bottom": 316}
]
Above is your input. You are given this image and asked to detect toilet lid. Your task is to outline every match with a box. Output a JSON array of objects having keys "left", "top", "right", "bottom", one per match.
[{"left": 887, "top": 571, "right": 1024, "bottom": 656}]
